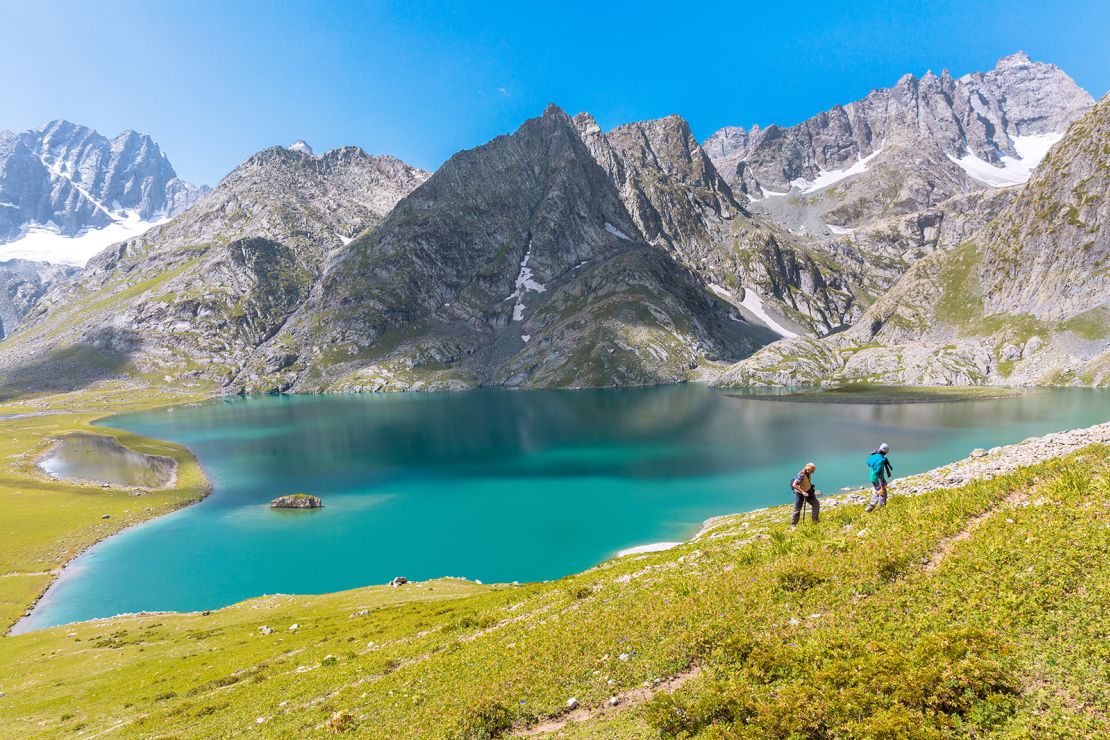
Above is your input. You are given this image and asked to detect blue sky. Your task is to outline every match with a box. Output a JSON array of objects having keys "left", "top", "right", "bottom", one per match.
[{"left": 3, "top": 0, "right": 1108, "bottom": 185}]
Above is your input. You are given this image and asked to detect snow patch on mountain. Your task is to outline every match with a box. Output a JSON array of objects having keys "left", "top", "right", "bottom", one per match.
[
  {"left": 710, "top": 283, "right": 797, "bottom": 338},
  {"left": 0, "top": 212, "right": 164, "bottom": 266},
  {"left": 604, "top": 222, "right": 631, "bottom": 240},
  {"left": 289, "top": 140, "right": 315, "bottom": 156},
  {"left": 508, "top": 241, "right": 546, "bottom": 321},
  {"left": 789, "top": 147, "right": 884, "bottom": 194},
  {"left": 740, "top": 288, "right": 798, "bottom": 338},
  {"left": 947, "top": 133, "right": 1062, "bottom": 187}
]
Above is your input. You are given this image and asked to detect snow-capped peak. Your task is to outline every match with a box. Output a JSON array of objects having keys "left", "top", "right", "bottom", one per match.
[{"left": 289, "top": 140, "right": 315, "bottom": 156}]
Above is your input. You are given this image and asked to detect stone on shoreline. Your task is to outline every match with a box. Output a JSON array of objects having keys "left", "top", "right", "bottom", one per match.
[{"left": 270, "top": 493, "right": 323, "bottom": 509}]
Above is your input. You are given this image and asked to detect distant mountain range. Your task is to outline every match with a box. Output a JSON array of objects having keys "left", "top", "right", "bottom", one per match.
[
  {"left": 703, "top": 52, "right": 1093, "bottom": 235},
  {"left": 716, "top": 91, "right": 1110, "bottom": 388},
  {"left": 0, "top": 120, "right": 209, "bottom": 265},
  {"left": 0, "top": 52, "right": 1106, "bottom": 394}
]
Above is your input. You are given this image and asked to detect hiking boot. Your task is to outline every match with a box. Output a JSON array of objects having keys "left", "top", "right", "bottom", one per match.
[{"left": 865, "top": 505, "right": 874, "bottom": 513}]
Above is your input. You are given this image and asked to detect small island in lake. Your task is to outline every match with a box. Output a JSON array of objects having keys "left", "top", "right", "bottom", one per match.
[{"left": 270, "top": 493, "right": 323, "bottom": 509}]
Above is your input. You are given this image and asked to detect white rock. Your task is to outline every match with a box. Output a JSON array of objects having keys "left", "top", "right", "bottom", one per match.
[
  {"left": 567, "top": 697, "right": 579, "bottom": 710},
  {"left": 609, "top": 696, "right": 619, "bottom": 706},
  {"left": 289, "top": 623, "right": 299, "bottom": 631},
  {"left": 259, "top": 626, "right": 274, "bottom": 635}
]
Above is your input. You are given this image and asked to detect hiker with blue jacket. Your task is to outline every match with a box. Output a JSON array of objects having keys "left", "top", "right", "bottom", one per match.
[
  {"left": 790, "top": 462, "right": 819, "bottom": 528},
  {"left": 866, "top": 443, "right": 894, "bottom": 512}
]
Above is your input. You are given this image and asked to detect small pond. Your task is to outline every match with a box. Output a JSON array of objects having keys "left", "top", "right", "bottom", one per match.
[{"left": 39, "top": 433, "right": 176, "bottom": 489}]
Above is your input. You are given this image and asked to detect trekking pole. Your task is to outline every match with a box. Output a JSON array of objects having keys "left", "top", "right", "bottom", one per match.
[{"left": 800, "top": 498, "right": 807, "bottom": 525}]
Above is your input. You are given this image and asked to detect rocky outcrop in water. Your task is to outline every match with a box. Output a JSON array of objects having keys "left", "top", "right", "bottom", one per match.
[{"left": 270, "top": 494, "right": 323, "bottom": 509}]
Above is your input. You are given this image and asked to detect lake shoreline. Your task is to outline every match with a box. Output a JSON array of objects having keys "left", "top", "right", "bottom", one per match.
[
  {"left": 690, "top": 418, "right": 1110, "bottom": 541},
  {"left": 723, "top": 384, "right": 1023, "bottom": 405},
  {"left": 18, "top": 397, "right": 1110, "bottom": 633},
  {"left": 4, "top": 390, "right": 213, "bottom": 636}
]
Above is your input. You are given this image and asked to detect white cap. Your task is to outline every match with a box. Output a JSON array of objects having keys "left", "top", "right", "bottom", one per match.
[{"left": 878, "top": 443, "right": 890, "bottom": 453}]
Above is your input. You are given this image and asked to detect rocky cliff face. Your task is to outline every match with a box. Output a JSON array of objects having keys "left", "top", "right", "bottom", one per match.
[
  {"left": 572, "top": 112, "right": 868, "bottom": 336},
  {"left": 238, "top": 106, "right": 773, "bottom": 392},
  {"left": 715, "top": 94, "right": 1110, "bottom": 388},
  {"left": 3, "top": 69, "right": 1104, "bottom": 396},
  {"left": 0, "top": 259, "right": 77, "bottom": 339},
  {"left": 705, "top": 53, "right": 1094, "bottom": 231},
  {"left": 0, "top": 120, "right": 209, "bottom": 244},
  {"left": 0, "top": 145, "right": 429, "bottom": 389}
]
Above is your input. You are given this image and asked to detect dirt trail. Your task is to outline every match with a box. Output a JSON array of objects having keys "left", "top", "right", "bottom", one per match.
[
  {"left": 514, "top": 665, "right": 702, "bottom": 737},
  {"left": 923, "top": 489, "right": 1028, "bottom": 572}
]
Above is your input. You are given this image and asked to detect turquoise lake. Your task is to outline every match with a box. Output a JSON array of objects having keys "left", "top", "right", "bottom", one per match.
[{"left": 18, "top": 386, "right": 1110, "bottom": 632}]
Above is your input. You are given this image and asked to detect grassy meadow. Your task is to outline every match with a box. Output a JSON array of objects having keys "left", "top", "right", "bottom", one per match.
[
  {"left": 0, "top": 398, "right": 1104, "bottom": 739},
  {"left": 0, "top": 382, "right": 212, "bottom": 631}
]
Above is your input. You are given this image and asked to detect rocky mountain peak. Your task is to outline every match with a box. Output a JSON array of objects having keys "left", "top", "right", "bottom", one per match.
[
  {"left": 703, "top": 53, "right": 1095, "bottom": 229},
  {"left": 964, "top": 52, "right": 1094, "bottom": 136},
  {"left": 718, "top": 93, "right": 1110, "bottom": 389},
  {"left": 221, "top": 103, "right": 768, "bottom": 393},
  {"left": 701, "top": 126, "right": 745, "bottom": 161},
  {"left": 995, "top": 50, "right": 1033, "bottom": 69},
  {"left": 0, "top": 119, "right": 209, "bottom": 258},
  {"left": 289, "top": 139, "right": 314, "bottom": 155}
]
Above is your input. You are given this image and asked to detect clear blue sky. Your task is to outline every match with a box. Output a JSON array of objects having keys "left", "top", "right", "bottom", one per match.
[{"left": 3, "top": 0, "right": 1107, "bottom": 186}]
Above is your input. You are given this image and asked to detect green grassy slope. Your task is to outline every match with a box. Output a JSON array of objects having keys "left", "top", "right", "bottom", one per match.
[
  {"left": 0, "top": 382, "right": 212, "bottom": 631},
  {"left": 0, "top": 445, "right": 1105, "bottom": 738}
]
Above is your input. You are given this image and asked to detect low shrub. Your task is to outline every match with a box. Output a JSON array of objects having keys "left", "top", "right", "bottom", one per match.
[{"left": 448, "top": 700, "right": 514, "bottom": 739}]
